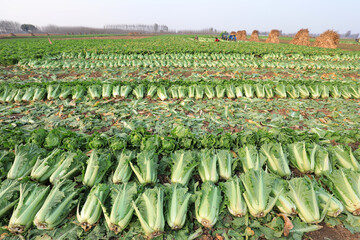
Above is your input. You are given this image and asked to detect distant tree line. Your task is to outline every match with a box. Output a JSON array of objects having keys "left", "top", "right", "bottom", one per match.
[
  {"left": 0, "top": 19, "right": 358, "bottom": 38},
  {"left": 104, "top": 23, "right": 169, "bottom": 33}
]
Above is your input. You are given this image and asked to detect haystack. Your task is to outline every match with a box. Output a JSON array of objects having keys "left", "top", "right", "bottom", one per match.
[
  {"left": 249, "top": 30, "right": 260, "bottom": 42},
  {"left": 265, "top": 29, "right": 280, "bottom": 44},
  {"left": 230, "top": 31, "right": 236, "bottom": 36},
  {"left": 313, "top": 30, "right": 339, "bottom": 49},
  {"left": 290, "top": 29, "right": 310, "bottom": 46},
  {"left": 236, "top": 30, "right": 247, "bottom": 41}
]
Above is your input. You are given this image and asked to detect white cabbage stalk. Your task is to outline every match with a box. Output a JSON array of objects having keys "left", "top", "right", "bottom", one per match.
[
  {"left": 132, "top": 187, "right": 165, "bottom": 238},
  {"left": 34, "top": 180, "right": 79, "bottom": 230},
  {"left": 31, "top": 149, "right": 63, "bottom": 183},
  {"left": 238, "top": 145, "right": 264, "bottom": 172},
  {"left": 198, "top": 150, "right": 218, "bottom": 183},
  {"left": 297, "top": 85, "right": 310, "bottom": 99},
  {"left": 226, "top": 85, "right": 236, "bottom": 99},
  {"left": 341, "top": 86, "right": 352, "bottom": 99},
  {"left": 112, "top": 85, "right": 120, "bottom": 98},
  {"left": 220, "top": 177, "right": 247, "bottom": 217},
  {"left": 9, "top": 183, "right": 50, "bottom": 233},
  {"left": 83, "top": 150, "right": 112, "bottom": 187},
  {"left": 99, "top": 183, "right": 137, "bottom": 234},
  {"left": 129, "top": 150, "right": 158, "bottom": 185},
  {"left": 316, "top": 188, "right": 343, "bottom": 217},
  {"left": 243, "top": 84, "right": 254, "bottom": 98},
  {"left": 157, "top": 86, "right": 168, "bottom": 100},
  {"left": 235, "top": 86, "right": 243, "bottom": 98},
  {"left": 49, "top": 152, "right": 84, "bottom": 184},
  {"left": 308, "top": 85, "right": 321, "bottom": 99},
  {"left": 21, "top": 87, "right": 35, "bottom": 102},
  {"left": 120, "top": 85, "right": 132, "bottom": 98},
  {"left": 264, "top": 84, "right": 274, "bottom": 98},
  {"left": 102, "top": 84, "right": 112, "bottom": 99},
  {"left": 59, "top": 86, "right": 72, "bottom": 100},
  {"left": 241, "top": 170, "right": 281, "bottom": 218},
  {"left": 133, "top": 85, "right": 145, "bottom": 99},
  {"left": 273, "top": 179, "right": 296, "bottom": 215},
  {"left": 331, "top": 145, "right": 360, "bottom": 171},
  {"left": 321, "top": 85, "right": 329, "bottom": 98},
  {"left": 195, "top": 86, "right": 204, "bottom": 100},
  {"left": 215, "top": 85, "right": 225, "bottom": 98},
  {"left": 260, "top": 143, "right": 291, "bottom": 177},
  {"left": 288, "top": 142, "right": 314, "bottom": 173},
  {"left": 88, "top": 85, "right": 101, "bottom": 99},
  {"left": 147, "top": 85, "right": 157, "bottom": 98},
  {"left": 8, "top": 144, "right": 45, "bottom": 180},
  {"left": 195, "top": 182, "right": 222, "bottom": 228},
  {"left": 288, "top": 177, "right": 329, "bottom": 223},
  {"left": 166, "top": 185, "right": 192, "bottom": 229},
  {"left": 170, "top": 150, "right": 198, "bottom": 186},
  {"left": 169, "top": 86, "right": 179, "bottom": 99},
  {"left": 255, "top": 84, "right": 265, "bottom": 98},
  {"left": 177, "top": 86, "right": 187, "bottom": 99},
  {"left": 314, "top": 144, "right": 332, "bottom": 176},
  {"left": 216, "top": 150, "right": 234, "bottom": 180},
  {"left": 72, "top": 86, "right": 85, "bottom": 100},
  {"left": 204, "top": 85, "right": 215, "bottom": 99},
  {"left": 287, "top": 85, "right": 299, "bottom": 99},
  {"left": 112, "top": 150, "right": 134, "bottom": 184},
  {"left": 47, "top": 84, "right": 61, "bottom": 100},
  {"left": 275, "top": 84, "right": 286, "bottom": 98},
  {"left": 324, "top": 169, "right": 360, "bottom": 215},
  {"left": 0, "top": 180, "right": 20, "bottom": 218},
  {"left": 77, "top": 184, "right": 109, "bottom": 231}
]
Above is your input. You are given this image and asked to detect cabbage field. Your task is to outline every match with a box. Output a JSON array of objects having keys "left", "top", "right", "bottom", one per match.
[{"left": 1, "top": 35, "right": 360, "bottom": 239}]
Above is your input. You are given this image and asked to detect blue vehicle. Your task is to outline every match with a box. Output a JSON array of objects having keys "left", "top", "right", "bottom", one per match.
[{"left": 220, "top": 32, "right": 236, "bottom": 41}]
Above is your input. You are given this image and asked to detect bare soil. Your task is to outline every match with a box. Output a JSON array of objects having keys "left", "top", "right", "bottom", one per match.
[{"left": 304, "top": 223, "right": 360, "bottom": 240}]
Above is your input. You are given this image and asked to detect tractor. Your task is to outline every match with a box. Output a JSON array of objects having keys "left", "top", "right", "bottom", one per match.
[{"left": 220, "top": 32, "right": 237, "bottom": 41}]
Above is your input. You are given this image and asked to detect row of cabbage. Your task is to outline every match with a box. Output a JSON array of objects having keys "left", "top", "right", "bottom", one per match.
[
  {"left": 54, "top": 52, "right": 257, "bottom": 61},
  {"left": 1, "top": 143, "right": 360, "bottom": 237},
  {"left": 52, "top": 52, "right": 360, "bottom": 62},
  {"left": 262, "top": 53, "right": 360, "bottom": 61},
  {"left": 20, "top": 58, "right": 360, "bottom": 70},
  {"left": 1, "top": 83, "right": 360, "bottom": 103},
  {"left": 2, "top": 142, "right": 359, "bottom": 185}
]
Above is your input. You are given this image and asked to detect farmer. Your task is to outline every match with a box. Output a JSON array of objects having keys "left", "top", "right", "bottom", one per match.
[{"left": 215, "top": 37, "right": 220, "bottom": 42}]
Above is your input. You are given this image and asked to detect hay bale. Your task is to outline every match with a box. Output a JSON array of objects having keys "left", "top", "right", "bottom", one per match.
[
  {"left": 313, "top": 30, "right": 339, "bottom": 49},
  {"left": 230, "top": 31, "right": 236, "bottom": 35},
  {"left": 290, "top": 29, "right": 310, "bottom": 46},
  {"left": 236, "top": 30, "right": 247, "bottom": 41},
  {"left": 249, "top": 30, "right": 260, "bottom": 42},
  {"left": 265, "top": 29, "right": 280, "bottom": 44}
]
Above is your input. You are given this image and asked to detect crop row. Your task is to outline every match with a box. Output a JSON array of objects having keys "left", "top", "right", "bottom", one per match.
[
  {"left": 3, "top": 124, "right": 360, "bottom": 153},
  {"left": 1, "top": 142, "right": 360, "bottom": 237},
  {"left": 1, "top": 36, "right": 355, "bottom": 65},
  {"left": 52, "top": 52, "right": 360, "bottom": 62},
  {"left": 20, "top": 58, "right": 360, "bottom": 70},
  {"left": 2, "top": 140, "right": 360, "bottom": 183},
  {"left": 1, "top": 82, "right": 360, "bottom": 103}
]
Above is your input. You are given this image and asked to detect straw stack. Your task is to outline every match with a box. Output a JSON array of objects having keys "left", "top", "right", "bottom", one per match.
[
  {"left": 290, "top": 29, "right": 310, "bottom": 46},
  {"left": 265, "top": 29, "right": 280, "bottom": 43},
  {"left": 249, "top": 30, "right": 260, "bottom": 42},
  {"left": 313, "top": 30, "right": 339, "bottom": 49},
  {"left": 236, "top": 30, "right": 247, "bottom": 41}
]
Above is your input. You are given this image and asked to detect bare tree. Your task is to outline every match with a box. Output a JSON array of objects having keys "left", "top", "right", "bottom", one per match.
[{"left": 0, "top": 20, "right": 21, "bottom": 33}]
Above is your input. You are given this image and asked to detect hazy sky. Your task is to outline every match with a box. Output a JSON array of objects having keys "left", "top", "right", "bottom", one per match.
[{"left": 1, "top": 0, "right": 359, "bottom": 34}]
